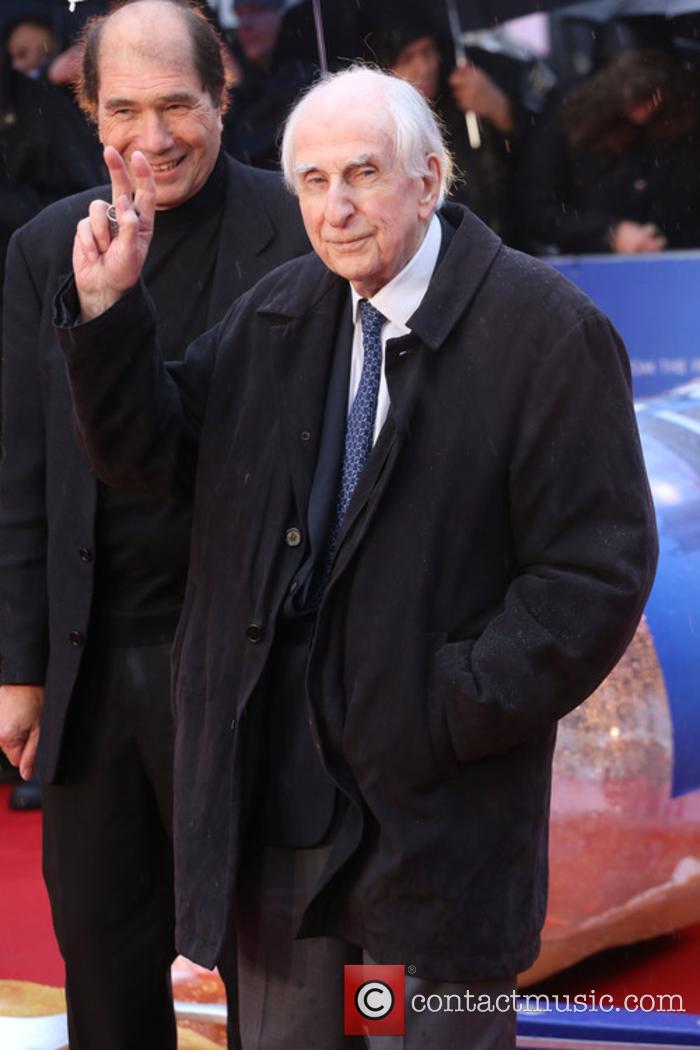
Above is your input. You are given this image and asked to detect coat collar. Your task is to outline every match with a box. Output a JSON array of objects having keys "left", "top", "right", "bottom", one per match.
[
  {"left": 207, "top": 155, "right": 279, "bottom": 321},
  {"left": 256, "top": 203, "right": 503, "bottom": 342}
]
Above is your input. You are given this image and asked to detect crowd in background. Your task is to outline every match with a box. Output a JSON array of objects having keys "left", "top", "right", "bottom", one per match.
[{"left": 2, "top": 0, "right": 700, "bottom": 295}]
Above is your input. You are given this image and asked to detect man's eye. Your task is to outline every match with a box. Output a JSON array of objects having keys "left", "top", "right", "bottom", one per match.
[{"left": 165, "top": 104, "right": 187, "bottom": 112}]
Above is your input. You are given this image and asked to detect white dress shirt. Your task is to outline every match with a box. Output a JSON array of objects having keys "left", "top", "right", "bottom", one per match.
[{"left": 348, "top": 213, "right": 442, "bottom": 444}]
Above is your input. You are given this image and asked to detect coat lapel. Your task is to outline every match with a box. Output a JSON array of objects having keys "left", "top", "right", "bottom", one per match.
[
  {"left": 206, "top": 157, "right": 277, "bottom": 324},
  {"left": 264, "top": 263, "right": 350, "bottom": 523}
]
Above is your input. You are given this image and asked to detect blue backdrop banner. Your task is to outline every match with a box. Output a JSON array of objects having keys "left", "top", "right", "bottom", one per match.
[{"left": 548, "top": 252, "right": 700, "bottom": 399}]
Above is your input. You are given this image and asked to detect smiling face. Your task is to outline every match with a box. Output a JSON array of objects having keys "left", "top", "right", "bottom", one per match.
[
  {"left": 291, "top": 87, "right": 441, "bottom": 299},
  {"left": 95, "top": 6, "right": 222, "bottom": 211}
]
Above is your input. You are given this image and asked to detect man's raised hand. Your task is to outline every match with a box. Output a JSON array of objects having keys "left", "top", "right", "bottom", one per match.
[{"left": 73, "top": 146, "right": 156, "bottom": 321}]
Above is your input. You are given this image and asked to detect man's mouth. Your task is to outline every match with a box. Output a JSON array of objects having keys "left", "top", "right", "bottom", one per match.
[
  {"left": 328, "top": 236, "right": 369, "bottom": 248},
  {"left": 150, "top": 157, "right": 183, "bottom": 173}
]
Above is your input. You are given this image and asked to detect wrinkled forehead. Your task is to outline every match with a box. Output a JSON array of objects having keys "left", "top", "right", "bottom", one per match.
[{"left": 291, "top": 92, "right": 398, "bottom": 170}]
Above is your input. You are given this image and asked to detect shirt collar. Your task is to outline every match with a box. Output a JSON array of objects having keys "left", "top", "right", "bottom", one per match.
[{"left": 350, "top": 213, "right": 442, "bottom": 333}]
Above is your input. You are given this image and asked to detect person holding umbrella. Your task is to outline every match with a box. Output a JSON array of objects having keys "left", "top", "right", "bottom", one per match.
[
  {"left": 363, "top": 0, "right": 553, "bottom": 244},
  {"left": 221, "top": 0, "right": 317, "bottom": 170}
]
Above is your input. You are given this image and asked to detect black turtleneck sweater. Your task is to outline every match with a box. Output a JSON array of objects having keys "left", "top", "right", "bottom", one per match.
[{"left": 91, "top": 150, "right": 227, "bottom": 645}]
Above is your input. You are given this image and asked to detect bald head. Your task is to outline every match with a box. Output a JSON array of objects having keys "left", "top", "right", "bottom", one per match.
[
  {"left": 78, "top": 0, "right": 229, "bottom": 121},
  {"left": 281, "top": 66, "right": 452, "bottom": 207},
  {"left": 102, "top": 1, "right": 193, "bottom": 69}
]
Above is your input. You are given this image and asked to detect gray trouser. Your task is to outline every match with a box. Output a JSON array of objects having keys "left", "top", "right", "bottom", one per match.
[{"left": 222, "top": 833, "right": 517, "bottom": 1050}]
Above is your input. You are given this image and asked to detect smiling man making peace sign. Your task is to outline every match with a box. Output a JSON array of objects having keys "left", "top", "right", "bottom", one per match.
[{"left": 0, "top": 2, "right": 306, "bottom": 1046}]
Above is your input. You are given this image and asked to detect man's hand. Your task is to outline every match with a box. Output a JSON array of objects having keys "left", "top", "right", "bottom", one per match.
[
  {"left": 73, "top": 146, "right": 156, "bottom": 322},
  {"left": 610, "top": 221, "right": 666, "bottom": 254},
  {"left": 0, "top": 684, "right": 44, "bottom": 781},
  {"left": 448, "top": 64, "right": 514, "bottom": 134}
]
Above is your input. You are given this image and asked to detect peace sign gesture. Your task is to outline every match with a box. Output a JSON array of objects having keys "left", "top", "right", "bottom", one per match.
[{"left": 73, "top": 146, "right": 156, "bottom": 321}]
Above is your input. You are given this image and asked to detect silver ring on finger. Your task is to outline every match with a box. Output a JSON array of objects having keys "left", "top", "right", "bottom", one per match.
[{"left": 106, "top": 204, "right": 119, "bottom": 239}]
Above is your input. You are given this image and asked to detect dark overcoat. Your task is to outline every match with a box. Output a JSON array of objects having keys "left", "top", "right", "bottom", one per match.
[
  {"left": 58, "top": 204, "right": 658, "bottom": 979},
  {"left": 0, "top": 154, "right": 308, "bottom": 782}
]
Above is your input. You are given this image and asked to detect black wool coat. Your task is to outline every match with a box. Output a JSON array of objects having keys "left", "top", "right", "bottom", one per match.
[
  {"left": 58, "top": 204, "right": 658, "bottom": 979},
  {"left": 0, "top": 154, "right": 308, "bottom": 782}
]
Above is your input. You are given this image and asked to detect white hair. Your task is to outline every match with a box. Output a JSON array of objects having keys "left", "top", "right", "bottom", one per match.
[{"left": 280, "top": 65, "right": 454, "bottom": 208}]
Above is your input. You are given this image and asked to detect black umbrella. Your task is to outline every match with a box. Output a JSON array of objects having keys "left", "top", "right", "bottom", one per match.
[
  {"left": 310, "top": 0, "right": 611, "bottom": 72},
  {"left": 559, "top": 0, "right": 699, "bottom": 18}
]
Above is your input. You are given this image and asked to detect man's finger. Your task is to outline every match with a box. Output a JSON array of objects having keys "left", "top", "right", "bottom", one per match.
[
  {"left": 104, "top": 144, "right": 134, "bottom": 205},
  {"left": 0, "top": 743, "right": 21, "bottom": 767},
  {"left": 88, "top": 199, "right": 112, "bottom": 255},
  {"left": 130, "top": 151, "right": 157, "bottom": 233},
  {"left": 19, "top": 725, "right": 39, "bottom": 782},
  {"left": 76, "top": 216, "right": 100, "bottom": 264},
  {"left": 0, "top": 727, "right": 27, "bottom": 769},
  {"left": 114, "top": 196, "right": 141, "bottom": 253}
]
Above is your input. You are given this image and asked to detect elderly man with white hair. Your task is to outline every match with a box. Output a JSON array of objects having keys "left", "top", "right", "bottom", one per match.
[{"left": 56, "top": 66, "right": 657, "bottom": 1048}]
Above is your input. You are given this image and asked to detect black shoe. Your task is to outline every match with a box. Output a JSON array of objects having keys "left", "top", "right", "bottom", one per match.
[{"left": 9, "top": 779, "right": 42, "bottom": 810}]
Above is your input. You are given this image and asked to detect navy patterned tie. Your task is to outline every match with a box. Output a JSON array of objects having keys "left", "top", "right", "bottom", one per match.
[
  {"left": 322, "top": 298, "right": 385, "bottom": 581},
  {"left": 335, "top": 299, "right": 385, "bottom": 524}
]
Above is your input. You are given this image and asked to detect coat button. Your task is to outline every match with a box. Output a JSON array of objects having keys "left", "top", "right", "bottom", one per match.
[
  {"left": 285, "top": 527, "right": 303, "bottom": 547},
  {"left": 300, "top": 430, "right": 311, "bottom": 443},
  {"left": 69, "top": 630, "right": 84, "bottom": 647},
  {"left": 245, "top": 623, "right": 263, "bottom": 644},
  {"left": 79, "top": 547, "right": 93, "bottom": 563}
]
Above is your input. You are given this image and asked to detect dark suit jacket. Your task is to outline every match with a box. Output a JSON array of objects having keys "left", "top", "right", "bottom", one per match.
[
  {"left": 0, "top": 153, "right": 308, "bottom": 782},
  {"left": 58, "top": 204, "right": 658, "bottom": 978}
]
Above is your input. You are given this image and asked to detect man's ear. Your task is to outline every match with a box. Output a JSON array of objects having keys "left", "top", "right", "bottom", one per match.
[{"left": 418, "top": 153, "right": 442, "bottom": 218}]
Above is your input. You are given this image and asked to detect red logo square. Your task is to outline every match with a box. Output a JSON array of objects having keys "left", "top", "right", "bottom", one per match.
[{"left": 344, "top": 964, "right": 405, "bottom": 1036}]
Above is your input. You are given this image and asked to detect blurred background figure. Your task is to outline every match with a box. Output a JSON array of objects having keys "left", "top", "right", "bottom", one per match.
[
  {"left": 234, "top": 0, "right": 284, "bottom": 64},
  {"left": 0, "top": 1, "right": 108, "bottom": 87},
  {"left": 221, "top": 0, "right": 318, "bottom": 168},
  {"left": 0, "top": 0, "right": 107, "bottom": 314},
  {"left": 0, "top": 43, "right": 103, "bottom": 335},
  {"left": 363, "top": 0, "right": 554, "bottom": 245},
  {"left": 518, "top": 38, "right": 700, "bottom": 255},
  {"left": 4, "top": 17, "right": 58, "bottom": 77}
]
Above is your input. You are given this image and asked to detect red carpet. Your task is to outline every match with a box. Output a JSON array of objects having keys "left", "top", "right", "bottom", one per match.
[
  {"left": 0, "top": 785, "right": 64, "bottom": 986},
  {"left": 1, "top": 782, "right": 699, "bottom": 1013}
]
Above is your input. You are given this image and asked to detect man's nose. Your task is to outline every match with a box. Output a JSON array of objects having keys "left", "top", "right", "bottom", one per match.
[
  {"left": 140, "top": 110, "right": 175, "bottom": 153},
  {"left": 323, "top": 181, "right": 354, "bottom": 226}
]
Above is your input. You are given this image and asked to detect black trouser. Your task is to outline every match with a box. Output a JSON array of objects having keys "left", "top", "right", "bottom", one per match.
[{"left": 42, "top": 641, "right": 177, "bottom": 1050}]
